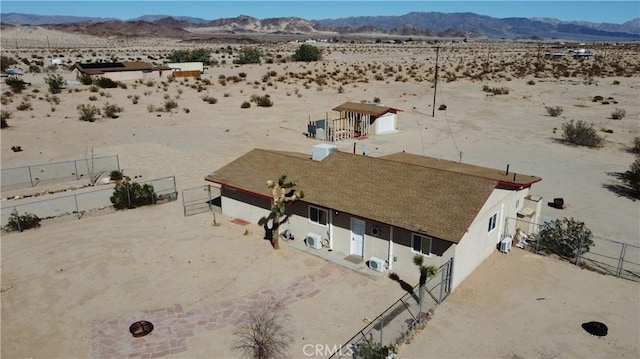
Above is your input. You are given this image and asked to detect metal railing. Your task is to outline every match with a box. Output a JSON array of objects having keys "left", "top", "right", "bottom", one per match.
[
  {"left": 1, "top": 175, "right": 177, "bottom": 230},
  {"left": 504, "top": 217, "right": 639, "bottom": 282},
  {"left": 1, "top": 155, "right": 120, "bottom": 192},
  {"left": 329, "top": 258, "right": 453, "bottom": 358}
]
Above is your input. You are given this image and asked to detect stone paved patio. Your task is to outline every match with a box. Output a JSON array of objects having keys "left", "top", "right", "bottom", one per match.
[{"left": 90, "top": 262, "right": 350, "bottom": 358}]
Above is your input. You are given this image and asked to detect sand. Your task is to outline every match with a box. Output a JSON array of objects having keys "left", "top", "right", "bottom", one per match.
[{"left": 1, "top": 28, "right": 639, "bottom": 358}]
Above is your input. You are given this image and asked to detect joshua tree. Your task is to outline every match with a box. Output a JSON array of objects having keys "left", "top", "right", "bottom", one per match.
[
  {"left": 266, "top": 174, "right": 304, "bottom": 249},
  {"left": 413, "top": 254, "right": 438, "bottom": 322}
]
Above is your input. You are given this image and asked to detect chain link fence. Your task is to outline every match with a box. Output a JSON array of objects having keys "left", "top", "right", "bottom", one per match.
[
  {"left": 1, "top": 176, "right": 177, "bottom": 231},
  {"left": 182, "top": 184, "right": 221, "bottom": 216},
  {"left": 329, "top": 259, "right": 453, "bottom": 358},
  {"left": 504, "top": 217, "right": 640, "bottom": 282},
  {"left": 1, "top": 155, "right": 120, "bottom": 192}
]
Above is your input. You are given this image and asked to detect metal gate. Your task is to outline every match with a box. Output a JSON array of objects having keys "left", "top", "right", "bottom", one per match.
[{"left": 182, "top": 185, "right": 221, "bottom": 216}]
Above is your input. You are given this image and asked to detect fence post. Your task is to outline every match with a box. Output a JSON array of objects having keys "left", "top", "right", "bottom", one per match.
[
  {"left": 28, "top": 166, "right": 34, "bottom": 187},
  {"left": 379, "top": 318, "right": 383, "bottom": 347},
  {"left": 207, "top": 185, "right": 212, "bottom": 211},
  {"left": 127, "top": 184, "right": 131, "bottom": 207},
  {"left": 13, "top": 207, "right": 22, "bottom": 232},
  {"left": 439, "top": 266, "right": 444, "bottom": 303},
  {"left": 116, "top": 155, "right": 121, "bottom": 172},
  {"left": 575, "top": 233, "right": 585, "bottom": 266},
  {"left": 74, "top": 160, "right": 79, "bottom": 180},
  {"left": 617, "top": 243, "right": 627, "bottom": 277},
  {"left": 418, "top": 284, "right": 423, "bottom": 323},
  {"left": 74, "top": 194, "right": 81, "bottom": 219}
]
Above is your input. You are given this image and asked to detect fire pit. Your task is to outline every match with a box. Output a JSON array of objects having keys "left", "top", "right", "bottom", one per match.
[
  {"left": 129, "top": 321, "right": 154, "bottom": 338},
  {"left": 581, "top": 321, "right": 608, "bottom": 337}
]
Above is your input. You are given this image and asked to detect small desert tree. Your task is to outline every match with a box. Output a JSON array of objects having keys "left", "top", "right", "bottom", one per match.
[
  {"left": 293, "top": 44, "right": 320, "bottom": 62},
  {"left": 266, "top": 175, "right": 304, "bottom": 249},
  {"left": 233, "top": 298, "right": 293, "bottom": 359},
  {"left": 631, "top": 137, "right": 640, "bottom": 154},
  {"left": 413, "top": 254, "right": 438, "bottom": 321},
  {"left": 621, "top": 155, "right": 640, "bottom": 199},
  {"left": 536, "top": 217, "right": 594, "bottom": 259},
  {"left": 561, "top": 119, "right": 603, "bottom": 147},
  {"left": 5, "top": 76, "right": 26, "bottom": 93},
  {"left": 235, "top": 47, "right": 261, "bottom": 64},
  {"left": 1, "top": 109, "right": 11, "bottom": 128},
  {"left": 77, "top": 72, "right": 93, "bottom": 85},
  {"left": 45, "top": 73, "right": 66, "bottom": 94},
  {"left": 189, "top": 48, "right": 213, "bottom": 65},
  {"left": 0, "top": 55, "right": 18, "bottom": 71}
]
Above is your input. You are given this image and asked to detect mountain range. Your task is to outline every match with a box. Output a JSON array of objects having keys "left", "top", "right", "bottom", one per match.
[{"left": 1, "top": 12, "right": 639, "bottom": 41}]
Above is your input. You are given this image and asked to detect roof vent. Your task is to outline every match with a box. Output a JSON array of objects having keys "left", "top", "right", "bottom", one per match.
[{"left": 312, "top": 144, "right": 338, "bottom": 161}]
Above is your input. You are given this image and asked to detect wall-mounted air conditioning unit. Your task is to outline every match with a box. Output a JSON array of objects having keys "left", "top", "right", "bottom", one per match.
[
  {"left": 368, "top": 257, "right": 386, "bottom": 272},
  {"left": 305, "top": 232, "right": 323, "bottom": 250}
]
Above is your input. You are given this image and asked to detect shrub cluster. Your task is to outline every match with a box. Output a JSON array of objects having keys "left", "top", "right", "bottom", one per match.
[
  {"left": 201, "top": 95, "right": 218, "bottom": 104},
  {"left": 45, "top": 73, "right": 66, "bottom": 94},
  {"left": 251, "top": 94, "right": 273, "bottom": 107},
  {"left": 110, "top": 181, "right": 155, "bottom": 210},
  {"left": 293, "top": 44, "right": 321, "bottom": 62},
  {"left": 77, "top": 104, "right": 101, "bottom": 122},
  {"left": 561, "top": 119, "right": 603, "bottom": 147},
  {"left": 482, "top": 85, "right": 509, "bottom": 95},
  {"left": 5, "top": 76, "right": 27, "bottom": 93},
  {"left": 536, "top": 217, "right": 594, "bottom": 259},
  {"left": 4, "top": 211, "right": 41, "bottom": 232},
  {"left": 622, "top": 156, "right": 640, "bottom": 199},
  {"left": 103, "top": 102, "right": 124, "bottom": 118}
]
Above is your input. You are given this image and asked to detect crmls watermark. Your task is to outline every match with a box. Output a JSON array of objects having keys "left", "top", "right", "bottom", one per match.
[{"left": 302, "top": 343, "right": 354, "bottom": 357}]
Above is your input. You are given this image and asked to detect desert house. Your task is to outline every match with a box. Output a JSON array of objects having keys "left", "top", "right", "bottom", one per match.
[
  {"left": 205, "top": 145, "right": 542, "bottom": 290},
  {"left": 72, "top": 61, "right": 172, "bottom": 82},
  {"left": 309, "top": 102, "right": 402, "bottom": 141},
  {"left": 166, "top": 61, "right": 204, "bottom": 77}
]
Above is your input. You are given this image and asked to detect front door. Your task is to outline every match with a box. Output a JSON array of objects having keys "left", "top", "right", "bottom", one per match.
[{"left": 350, "top": 218, "right": 365, "bottom": 257}]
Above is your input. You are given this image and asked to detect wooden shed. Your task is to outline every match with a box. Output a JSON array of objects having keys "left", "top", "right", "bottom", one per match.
[{"left": 310, "top": 102, "right": 402, "bottom": 141}]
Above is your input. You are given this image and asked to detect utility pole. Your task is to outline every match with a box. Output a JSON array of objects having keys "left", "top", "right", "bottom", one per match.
[{"left": 432, "top": 46, "right": 439, "bottom": 117}]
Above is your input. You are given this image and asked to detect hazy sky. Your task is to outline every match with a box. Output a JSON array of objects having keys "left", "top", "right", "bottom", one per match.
[{"left": 1, "top": 1, "right": 638, "bottom": 23}]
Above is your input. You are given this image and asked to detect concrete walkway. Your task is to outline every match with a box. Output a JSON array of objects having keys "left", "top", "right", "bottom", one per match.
[{"left": 90, "top": 262, "right": 350, "bottom": 359}]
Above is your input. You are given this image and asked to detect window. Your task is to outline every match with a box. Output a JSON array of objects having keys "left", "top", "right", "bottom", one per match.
[
  {"left": 515, "top": 199, "right": 520, "bottom": 210},
  {"left": 309, "top": 206, "right": 328, "bottom": 225},
  {"left": 411, "top": 233, "right": 432, "bottom": 256},
  {"left": 488, "top": 213, "right": 497, "bottom": 233}
]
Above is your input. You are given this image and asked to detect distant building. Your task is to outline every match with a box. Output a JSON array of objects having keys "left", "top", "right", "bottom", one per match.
[{"left": 72, "top": 61, "right": 171, "bottom": 81}]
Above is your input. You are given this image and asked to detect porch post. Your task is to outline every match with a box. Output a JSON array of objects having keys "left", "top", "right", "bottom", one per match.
[
  {"left": 328, "top": 210, "right": 334, "bottom": 250},
  {"left": 388, "top": 226, "right": 394, "bottom": 271}
]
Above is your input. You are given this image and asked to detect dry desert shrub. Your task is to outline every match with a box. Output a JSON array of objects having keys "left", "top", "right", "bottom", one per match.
[
  {"left": 545, "top": 106, "right": 564, "bottom": 117},
  {"left": 611, "top": 108, "right": 626, "bottom": 120}
]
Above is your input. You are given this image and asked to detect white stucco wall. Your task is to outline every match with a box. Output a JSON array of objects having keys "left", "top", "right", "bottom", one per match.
[
  {"left": 167, "top": 62, "right": 204, "bottom": 72},
  {"left": 220, "top": 196, "right": 270, "bottom": 224},
  {"left": 451, "top": 187, "right": 532, "bottom": 290},
  {"left": 374, "top": 113, "right": 396, "bottom": 134}
]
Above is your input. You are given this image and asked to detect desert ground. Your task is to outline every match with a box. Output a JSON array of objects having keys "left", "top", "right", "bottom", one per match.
[{"left": 1, "top": 26, "right": 639, "bottom": 359}]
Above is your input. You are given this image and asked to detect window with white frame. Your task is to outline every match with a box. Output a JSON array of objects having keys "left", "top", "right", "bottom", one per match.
[
  {"left": 411, "top": 233, "right": 432, "bottom": 256},
  {"left": 488, "top": 212, "right": 497, "bottom": 233},
  {"left": 309, "top": 206, "right": 328, "bottom": 226}
]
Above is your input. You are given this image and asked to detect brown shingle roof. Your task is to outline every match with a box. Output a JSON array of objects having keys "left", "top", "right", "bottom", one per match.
[
  {"left": 205, "top": 149, "right": 510, "bottom": 244},
  {"left": 332, "top": 102, "right": 402, "bottom": 116},
  {"left": 381, "top": 153, "right": 542, "bottom": 189}
]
